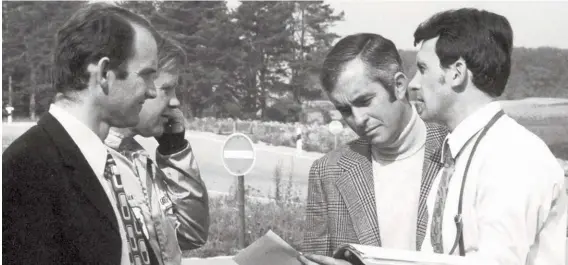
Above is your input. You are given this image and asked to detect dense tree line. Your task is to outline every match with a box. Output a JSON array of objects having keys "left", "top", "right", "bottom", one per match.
[{"left": 3, "top": 1, "right": 567, "bottom": 122}]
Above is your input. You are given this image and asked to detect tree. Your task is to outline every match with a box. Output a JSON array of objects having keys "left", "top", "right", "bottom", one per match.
[
  {"left": 233, "top": 1, "right": 296, "bottom": 120},
  {"left": 123, "top": 1, "right": 243, "bottom": 118},
  {"left": 287, "top": 1, "right": 344, "bottom": 103},
  {"left": 2, "top": 1, "right": 85, "bottom": 119}
]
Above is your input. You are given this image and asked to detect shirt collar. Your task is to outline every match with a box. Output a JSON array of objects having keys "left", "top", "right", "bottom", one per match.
[
  {"left": 105, "top": 128, "right": 145, "bottom": 154},
  {"left": 49, "top": 103, "right": 108, "bottom": 179},
  {"left": 371, "top": 104, "right": 427, "bottom": 161},
  {"left": 105, "top": 128, "right": 126, "bottom": 150},
  {"left": 441, "top": 101, "right": 503, "bottom": 163}
]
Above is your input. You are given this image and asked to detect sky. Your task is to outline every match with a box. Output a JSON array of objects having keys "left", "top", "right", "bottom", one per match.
[{"left": 324, "top": 1, "right": 568, "bottom": 50}]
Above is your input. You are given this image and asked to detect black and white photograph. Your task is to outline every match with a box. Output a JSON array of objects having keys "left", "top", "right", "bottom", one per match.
[{"left": 2, "top": 1, "right": 568, "bottom": 265}]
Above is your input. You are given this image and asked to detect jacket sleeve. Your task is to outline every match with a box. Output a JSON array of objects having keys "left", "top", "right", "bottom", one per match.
[
  {"left": 154, "top": 137, "right": 210, "bottom": 250},
  {"left": 301, "top": 158, "right": 333, "bottom": 256}
]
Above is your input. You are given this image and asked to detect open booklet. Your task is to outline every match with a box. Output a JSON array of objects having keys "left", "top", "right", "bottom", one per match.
[
  {"left": 332, "top": 243, "right": 471, "bottom": 265},
  {"left": 233, "top": 230, "right": 471, "bottom": 265}
]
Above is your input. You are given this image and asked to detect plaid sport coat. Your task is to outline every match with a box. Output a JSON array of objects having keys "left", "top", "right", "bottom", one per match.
[{"left": 301, "top": 122, "right": 448, "bottom": 256}]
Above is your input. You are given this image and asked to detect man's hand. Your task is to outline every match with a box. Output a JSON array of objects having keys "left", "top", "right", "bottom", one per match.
[
  {"left": 155, "top": 108, "right": 188, "bottom": 155},
  {"left": 297, "top": 252, "right": 354, "bottom": 265},
  {"left": 163, "top": 108, "right": 185, "bottom": 134}
]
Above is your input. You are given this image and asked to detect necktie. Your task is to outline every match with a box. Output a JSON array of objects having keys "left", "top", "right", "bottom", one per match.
[
  {"left": 430, "top": 141, "right": 455, "bottom": 253},
  {"left": 104, "top": 152, "right": 153, "bottom": 265}
]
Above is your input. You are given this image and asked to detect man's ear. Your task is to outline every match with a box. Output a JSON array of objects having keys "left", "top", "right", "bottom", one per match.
[
  {"left": 393, "top": 71, "right": 408, "bottom": 100},
  {"left": 97, "top": 57, "right": 111, "bottom": 95},
  {"left": 450, "top": 58, "right": 468, "bottom": 89}
]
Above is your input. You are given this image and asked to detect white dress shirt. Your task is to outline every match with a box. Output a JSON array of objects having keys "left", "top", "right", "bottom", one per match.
[
  {"left": 421, "top": 101, "right": 567, "bottom": 265},
  {"left": 49, "top": 104, "right": 131, "bottom": 265}
]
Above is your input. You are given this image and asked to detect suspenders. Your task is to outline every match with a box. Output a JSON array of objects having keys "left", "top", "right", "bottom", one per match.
[{"left": 447, "top": 110, "right": 506, "bottom": 256}]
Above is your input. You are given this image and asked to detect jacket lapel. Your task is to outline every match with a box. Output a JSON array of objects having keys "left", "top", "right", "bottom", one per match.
[
  {"left": 336, "top": 139, "right": 382, "bottom": 246},
  {"left": 39, "top": 113, "right": 119, "bottom": 233},
  {"left": 416, "top": 123, "right": 448, "bottom": 250}
]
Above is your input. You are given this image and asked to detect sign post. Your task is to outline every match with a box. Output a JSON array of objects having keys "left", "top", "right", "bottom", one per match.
[
  {"left": 5, "top": 105, "right": 14, "bottom": 124},
  {"left": 328, "top": 120, "right": 343, "bottom": 149},
  {"left": 222, "top": 133, "right": 256, "bottom": 249}
]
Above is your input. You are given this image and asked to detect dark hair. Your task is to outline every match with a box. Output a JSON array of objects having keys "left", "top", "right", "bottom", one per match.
[
  {"left": 53, "top": 2, "right": 162, "bottom": 93},
  {"left": 413, "top": 8, "right": 513, "bottom": 97},
  {"left": 320, "top": 33, "right": 403, "bottom": 101}
]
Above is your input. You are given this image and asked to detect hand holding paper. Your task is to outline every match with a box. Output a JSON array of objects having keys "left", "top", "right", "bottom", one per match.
[
  {"left": 233, "top": 230, "right": 302, "bottom": 265},
  {"left": 233, "top": 231, "right": 471, "bottom": 265},
  {"left": 298, "top": 253, "right": 355, "bottom": 265}
]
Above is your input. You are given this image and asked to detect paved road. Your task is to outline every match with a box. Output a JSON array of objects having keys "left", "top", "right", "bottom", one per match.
[{"left": 2, "top": 122, "right": 323, "bottom": 200}]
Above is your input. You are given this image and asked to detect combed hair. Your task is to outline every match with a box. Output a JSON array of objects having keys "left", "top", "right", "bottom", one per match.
[{"left": 414, "top": 8, "right": 513, "bottom": 97}]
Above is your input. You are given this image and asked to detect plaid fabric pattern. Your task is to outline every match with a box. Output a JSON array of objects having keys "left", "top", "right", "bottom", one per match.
[{"left": 302, "top": 123, "right": 448, "bottom": 256}]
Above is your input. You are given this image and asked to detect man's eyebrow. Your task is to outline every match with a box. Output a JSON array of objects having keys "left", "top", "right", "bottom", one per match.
[
  {"left": 351, "top": 92, "right": 373, "bottom": 102},
  {"left": 137, "top": 67, "right": 157, "bottom": 75}
]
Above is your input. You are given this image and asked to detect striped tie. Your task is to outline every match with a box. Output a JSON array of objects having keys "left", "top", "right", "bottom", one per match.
[
  {"left": 430, "top": 142, "right": 455, "bottom": 253},
  {"left": 104, "top": 152, "right": 152, "bottom": 265}
]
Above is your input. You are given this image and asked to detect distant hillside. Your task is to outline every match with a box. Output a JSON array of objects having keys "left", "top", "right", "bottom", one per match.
[{"left": 399, "top": 47, "right": 568, "bottom": 100}]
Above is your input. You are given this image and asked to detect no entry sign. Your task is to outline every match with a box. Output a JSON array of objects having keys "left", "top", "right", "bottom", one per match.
[{"left": 222, "top": 133, "right": 256, "bottom": 176}]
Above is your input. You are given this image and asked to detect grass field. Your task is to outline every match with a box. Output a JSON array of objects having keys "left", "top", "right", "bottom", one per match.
[{"left": 500, "top": 98, "right": 568, "bottom": 160}]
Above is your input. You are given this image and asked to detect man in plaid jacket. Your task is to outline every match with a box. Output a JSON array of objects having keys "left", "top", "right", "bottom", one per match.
[{"left": 298, "top": 33, "right": 448, "bottom": 265}]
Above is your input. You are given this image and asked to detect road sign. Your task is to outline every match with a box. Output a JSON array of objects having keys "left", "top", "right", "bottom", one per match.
[
  {"left": 222, "top": 133, "right": 256, "bottom": 176},
  {"left": 328, "top": 120, "right": 343, "bottom": 135},
  {"left": 222, "top": 132, "right": 256, "bottom": 249}
]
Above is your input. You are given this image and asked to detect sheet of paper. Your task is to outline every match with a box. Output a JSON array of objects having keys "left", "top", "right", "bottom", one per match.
[{"left": 233, "top": 230, "right": 302, "bottom": 265}]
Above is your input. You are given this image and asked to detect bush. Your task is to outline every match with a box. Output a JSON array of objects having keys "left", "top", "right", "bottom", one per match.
[
  {"left": 186, "top": 117, "right": 358, "bottom": 153},
  {"left": 184, "top": 161, "right": 306, "bottom": 258}
]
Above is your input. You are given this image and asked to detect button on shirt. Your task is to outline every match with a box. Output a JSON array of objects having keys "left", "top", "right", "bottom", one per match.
[
  {"left": 49, "top": 104, "right": 131, "bottom": 265},
  {"left": 421, "top": 102, "right": 568, "bottom": 265}
]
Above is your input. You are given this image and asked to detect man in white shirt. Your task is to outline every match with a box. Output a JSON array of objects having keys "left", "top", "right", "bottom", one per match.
[
  {"left": 3, "top": 3, "right": 162, "bottom": 264},
  {"left": 408, "top": 8, "right": 567, "bottom": 265}
]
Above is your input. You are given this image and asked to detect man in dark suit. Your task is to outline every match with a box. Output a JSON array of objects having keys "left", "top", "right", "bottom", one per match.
[
  {"left": 3, "top": 3, "right": 162, "bottom": 264},
  {"left": 298, "top": 33, "right": 448, "bottom": 265}
]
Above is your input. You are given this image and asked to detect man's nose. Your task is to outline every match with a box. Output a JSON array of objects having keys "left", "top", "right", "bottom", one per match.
[
  {"left": 145, "top": 81, "right": 157, "bottom": 99},
  {"left": 408, "top": 73, "right": 420, "bottom": 92},
  {"left": 352, "top": 107, "right": 368, "bottom": 128},
  {"left": 168, "top": 95, "right": 180, "bottom": 108}
]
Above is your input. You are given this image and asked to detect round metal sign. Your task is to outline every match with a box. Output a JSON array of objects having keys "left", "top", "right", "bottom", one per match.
[
  {"left": 222, "top": 133, "right": 256, "bottom": 176},
  {"left": 328, "top": 120, "right": 343, "bottom": 135}
]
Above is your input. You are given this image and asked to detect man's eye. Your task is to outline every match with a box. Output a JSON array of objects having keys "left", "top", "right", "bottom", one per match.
[
  {"left": 417, "top": 64, "right": 425, "bottom": 74},
  {"left": 354, "top": 97, "right": 372, "bottom": 107},
  {"left": 337, "top": 107, "right": 351, "bottom": 115}
]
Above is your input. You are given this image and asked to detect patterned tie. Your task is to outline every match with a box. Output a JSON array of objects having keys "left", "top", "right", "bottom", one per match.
[
  {"left": 104, "top": 152, "right": 152, "bottom": 265},
  {"left": 430, "top": 141, "right": 455, "bottom": 253}
]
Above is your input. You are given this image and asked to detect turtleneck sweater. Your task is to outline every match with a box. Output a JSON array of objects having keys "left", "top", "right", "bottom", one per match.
[{"left": 371, "top": 105, "right": 427, "bottom": 251}]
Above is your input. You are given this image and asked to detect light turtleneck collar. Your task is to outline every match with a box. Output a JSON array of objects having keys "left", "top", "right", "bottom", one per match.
[{"left": 372, "top": 105, "right": 427, "bottom": 162}]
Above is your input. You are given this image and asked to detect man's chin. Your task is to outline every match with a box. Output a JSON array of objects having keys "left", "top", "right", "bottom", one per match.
[{"left": 411, "top": 101, "right": 425, "bottom": 115}]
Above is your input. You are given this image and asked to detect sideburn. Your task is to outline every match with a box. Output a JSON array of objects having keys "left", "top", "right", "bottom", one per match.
[{"left": 438, "top": 74, "right": 446, "bottom": 85}]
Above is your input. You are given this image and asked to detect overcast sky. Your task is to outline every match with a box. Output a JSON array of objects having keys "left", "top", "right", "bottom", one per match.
[{"left": 324, "top": 1, "right": 568, "bottom": 50}]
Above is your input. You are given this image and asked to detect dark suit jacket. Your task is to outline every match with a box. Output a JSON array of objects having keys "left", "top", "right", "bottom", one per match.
[
  {"left": 301, "top": 122, "right": 448, "bottom": 256},
  {"left": 3, "top": 113, "right": 122, "bottom": 265}
]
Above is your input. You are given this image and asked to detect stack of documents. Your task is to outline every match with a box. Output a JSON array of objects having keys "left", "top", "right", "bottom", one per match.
[{"left": 233, "top": 230, "right": 471, "bottom": 265}]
